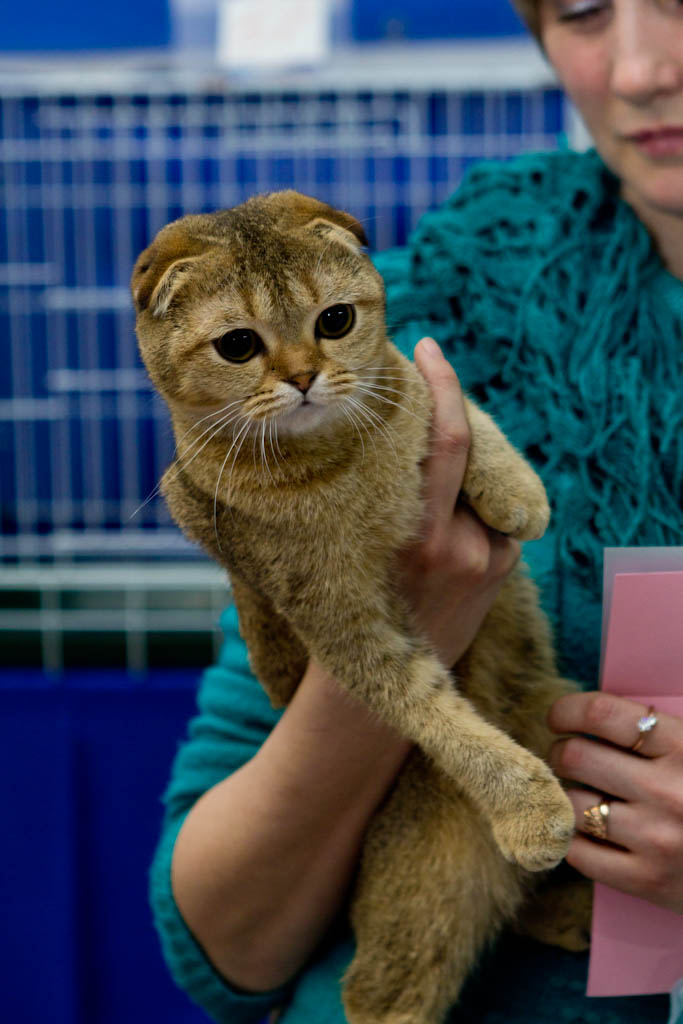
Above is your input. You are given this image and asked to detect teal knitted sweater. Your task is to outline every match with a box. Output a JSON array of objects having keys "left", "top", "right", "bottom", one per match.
[{"left": 149, "top": 149, "right": 682, "bottom": 1023}]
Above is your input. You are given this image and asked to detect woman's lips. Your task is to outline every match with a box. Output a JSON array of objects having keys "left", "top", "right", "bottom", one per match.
[{"left": 627, "top": 127, "right": 683, "bottom": 158}]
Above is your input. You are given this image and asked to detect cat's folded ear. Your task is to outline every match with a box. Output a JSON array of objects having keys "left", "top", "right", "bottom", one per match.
[
  {"left": 305, "top": 215, "right": 369, "bottom": 256},
  {"left": 306, "top": 204, "right": 369, "bottom": 249},
  {"left": 263, "top": 190, "right": 369, "bottom": 252},
  {"left": 131, "top": 231, "right": 207, "bottom": 318}
]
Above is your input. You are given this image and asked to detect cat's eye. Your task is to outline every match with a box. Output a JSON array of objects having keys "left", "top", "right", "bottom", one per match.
[
  {"left": 315, "top": 304, "right": 355, "bottom": 340},
  {"left": 214, "top": 328, "right": 262, "bottom": 363}
]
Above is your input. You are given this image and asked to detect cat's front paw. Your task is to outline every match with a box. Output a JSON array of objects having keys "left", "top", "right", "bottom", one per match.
[
  {"left": 491, "top": 772, "right": 575, "bottom": 872},
  {"left": 460, "top": 398, "right": 551, "bottom": 540},
  {"left": 464, "top": 467, "right": 550, "bottom": 541}
]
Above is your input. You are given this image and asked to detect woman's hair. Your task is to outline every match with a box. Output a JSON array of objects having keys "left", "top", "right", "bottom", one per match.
[{"left": 511, "top": 0, "right": 541, "bottom": 40}]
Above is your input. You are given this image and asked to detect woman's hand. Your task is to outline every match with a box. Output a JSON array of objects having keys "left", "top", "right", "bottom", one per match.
[
  {"left": 548, "top": 691, "right": 683, "bottom": 914},
  {"left": 396, "top": 337, "right": 521, "bottom": 668}
]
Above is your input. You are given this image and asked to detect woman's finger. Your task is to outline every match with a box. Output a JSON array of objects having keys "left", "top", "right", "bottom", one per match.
[
  {"left": 565, "top": 788, "right": 683, "bottom": 911},
  {"left": 413, "top": 338, "right": 470, "bottom": 525},
  {"left": 565, "top": 831, "right": 638, "bottom": 896},
  {"left": 566, "top": 788, "right": 648, "bottom": 852},
  {"left": 548, "top": 735, "right": 647, "bottom": 803},
  {"left": 486, "top": 524, "right": 522, "bottom": 578},
  {"left": 548, "top": 691, "right": 675, "bottom": 759}
]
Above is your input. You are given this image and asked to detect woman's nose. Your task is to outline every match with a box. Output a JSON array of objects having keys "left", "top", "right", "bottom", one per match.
[{"left": 610, "top": 7, "right": 683, "bottom": 104}]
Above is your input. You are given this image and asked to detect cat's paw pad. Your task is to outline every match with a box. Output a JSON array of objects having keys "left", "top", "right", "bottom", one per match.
[
  {"left": 483, "top": 495, "right": 550, "bottom": 541},
  {"left": 464, "top": 470, "right": 550, "bottom": 541},
  {"left": 491, "top": 776, "right": 575, "bottom": 872}
]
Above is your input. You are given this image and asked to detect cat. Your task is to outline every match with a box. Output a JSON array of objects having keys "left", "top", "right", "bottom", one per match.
[{"left": 132, "top": 191, "right": 590, "bottom": 1024}]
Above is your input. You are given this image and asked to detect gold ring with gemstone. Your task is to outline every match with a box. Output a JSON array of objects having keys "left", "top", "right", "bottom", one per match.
[
  {"left": 631, "top": 706, "right": 658, "bottom": 753},
  {"left": 583, "top": 799, "right": 610, "bottom": 841}
]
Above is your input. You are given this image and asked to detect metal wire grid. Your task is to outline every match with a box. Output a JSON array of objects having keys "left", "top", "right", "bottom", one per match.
[
  {"left": 0, "top": 83, "right": 567, "bottom": 563},
  {"left": 0, "top": 561, "right": 228, "bottom": 673}
]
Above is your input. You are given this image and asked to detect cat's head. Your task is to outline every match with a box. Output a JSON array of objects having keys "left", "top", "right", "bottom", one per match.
[{"left": 132, "top": 191, "right": 389, "bottom": 439}]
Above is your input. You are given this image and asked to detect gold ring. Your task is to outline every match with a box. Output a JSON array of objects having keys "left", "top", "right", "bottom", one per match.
[
  {"left": 631, "top": 706, "right": 658, "bottom": 753},
  {"left": 583, "top": 799, "right": 610, "bottom": 841}
]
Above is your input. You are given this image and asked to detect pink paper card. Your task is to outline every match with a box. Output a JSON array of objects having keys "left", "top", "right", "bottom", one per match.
[
  {"left": 601, "top": 572, "right": 683, "bottom": 698},
  {"left": 587, "top": 548, "right": 683, "bottom": 998}
]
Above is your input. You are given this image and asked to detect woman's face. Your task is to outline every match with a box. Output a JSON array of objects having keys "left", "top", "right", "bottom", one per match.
[{"left": 540, "top": 0, "right": 683, "bottom": 220}]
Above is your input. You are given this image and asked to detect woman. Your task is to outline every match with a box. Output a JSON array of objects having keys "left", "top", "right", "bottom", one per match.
[{"left": 150, "top": 1, "right": 683, "bottom": 1021}]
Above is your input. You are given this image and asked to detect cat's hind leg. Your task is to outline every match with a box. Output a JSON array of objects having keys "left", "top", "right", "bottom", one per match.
[
  {"left": 343, "top": 753, "right": 528, "bottom": 1024},
  {"left": 512, "top": 866, "right": 592, "bottom": 952}
]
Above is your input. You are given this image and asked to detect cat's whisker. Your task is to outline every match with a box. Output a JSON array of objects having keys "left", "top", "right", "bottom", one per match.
[
  {"left": 357, "top": 384, "right": 433, "bottom": 420},
  {"left": 344, "top": 394, "right": 396, "bottom": 464},
  {"left": 356, "top": 379, "right": 431, "bottom": 408},
  {"left": 351, "top": 391, "right": 404, "bottom": 458},
  {"left": 358, "top": 385, "right": 462, "bottom": 447},
  {"left": 162, "top": 408, "right": 246, "bottom": 490},
  {"left": 348, "top": 401, "right": 380, "bottom": 463},
  {"left": 267, "top": 418, "right": 281, "bottom": 474},
  {"left": 339, "top": 403, "right": 367, "bottom": 463},
  {"left": 354, "top": 385, "right": 443, "bottom": 438},
  {"left": 359, "top": 367, "right": 455, "bottom": 396},
  {"left": 174, "top": 398, "right": 246, "bottom": 449},
  {"left": 357, "top": 382, "right": 411, "bottom": 401},
  {"left": 360, "top": 403, "right": 400, "bottom": 460},
  {"left": 178, "top": 409, "right": 245, "bottom": 462},
  {"left": 271, "top": 417, "right": 284, "bottom": 464},
  {"left": 214, "top": 416, "right": 252, "bottom": 545},
  {"left": 357, "top": 374, "right": 417, "bottom": 385},
  {"left": 259, "top": 421, "right": 267, "bottom": 480},
  {"left": 358, "top": 374, "right": 413, "bottom": 382},
  {"left": 128, "top": 406, "right": 246, "bottom": 520},
  {"left": 356, "top": 365, "right": 411, "bottom": 372},
  {"left": 244, "top": 398, "right": 289, "bottom": 419},
  {"left": 251, "top": 425, "right": 260, "bottom": 477},
  {"left": 260, "top": 420, "right": 276, "bottom": 485},
  {"left": 128, "top": 481, "right": 166, "bottom": 520}
]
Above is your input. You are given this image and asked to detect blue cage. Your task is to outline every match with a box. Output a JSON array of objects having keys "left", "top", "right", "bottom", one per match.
[{"left": 0, "top": 55, "right": 565, "bottom": 564}]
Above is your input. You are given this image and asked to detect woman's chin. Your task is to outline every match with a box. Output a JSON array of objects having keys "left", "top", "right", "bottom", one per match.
[{"left": 621, "top": 164, "right": 683, "bottom": 221}]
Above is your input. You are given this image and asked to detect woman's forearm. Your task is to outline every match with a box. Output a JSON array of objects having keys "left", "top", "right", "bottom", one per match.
[{"left": 170, "top": 659, "right": 411, "bottom": 993}]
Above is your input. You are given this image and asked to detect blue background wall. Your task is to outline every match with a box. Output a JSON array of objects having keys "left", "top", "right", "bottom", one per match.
[
  {"left": 1, "top": 670, "right": 207, "bottom": 1024},
  {"left": 2, "top": 0, "right": 525, "bottom": 52},
  {"left": 1, "top": 0, "right": 171, "bottom": 52},
  {"left": 352, "top": 0, "right": 526, "bottom": 39}
]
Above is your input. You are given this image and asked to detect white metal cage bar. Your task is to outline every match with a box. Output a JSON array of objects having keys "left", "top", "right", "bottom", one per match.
[{"left": 0, "top": 52, "right": 569, "bottom": 563}]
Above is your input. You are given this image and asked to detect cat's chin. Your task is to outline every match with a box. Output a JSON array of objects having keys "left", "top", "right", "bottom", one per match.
[{"left": 273, "top": 400, "right": 335, "bottom": 437}]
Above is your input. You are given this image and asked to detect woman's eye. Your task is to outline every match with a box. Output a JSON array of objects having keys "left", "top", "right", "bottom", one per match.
[
  {"left": 316, "top": 304, "right": 355, "bottom": 340},
  {"left": 213, "top": 328, "right": 262, "bottom": 363},
  {"left": 556, "top": 0, "right": 607, "bottom": 23}
]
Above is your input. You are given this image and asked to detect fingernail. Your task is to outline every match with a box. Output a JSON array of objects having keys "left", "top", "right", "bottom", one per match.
[{"left": 419, "top": 337, "right": 440, "bottom": 359}]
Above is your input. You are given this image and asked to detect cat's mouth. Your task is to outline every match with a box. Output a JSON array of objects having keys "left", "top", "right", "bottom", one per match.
[{"left": 271, "top": 387, "right": 353, "bottom": 437}]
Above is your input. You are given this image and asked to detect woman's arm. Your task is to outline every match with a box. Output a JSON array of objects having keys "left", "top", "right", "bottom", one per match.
[
  {"left": 170, "top": 338, "right": 521, "bottom": 992},
  {"left": 171, "top": 657, "right": 411, "bottom": 992},
  {"left": 548, "top": 691, "right": 683, "bottom": 913}
]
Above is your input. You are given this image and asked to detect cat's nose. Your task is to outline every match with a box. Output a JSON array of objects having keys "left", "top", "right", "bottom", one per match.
[{"left": 288, "top": 372, "right": 317, "bottom": 394}]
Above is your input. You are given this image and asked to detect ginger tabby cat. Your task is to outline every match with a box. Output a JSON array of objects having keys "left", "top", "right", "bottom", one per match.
[{"left": 132, "top": 191, "right": 589, "bottom": 1024}]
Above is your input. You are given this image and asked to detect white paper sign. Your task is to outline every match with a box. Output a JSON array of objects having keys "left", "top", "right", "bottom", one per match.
[{"left": 217, "top": 0, "right": 332, "bottom": 68}]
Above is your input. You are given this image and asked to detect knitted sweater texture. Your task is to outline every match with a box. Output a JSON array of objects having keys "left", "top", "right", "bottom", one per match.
[{"left": 149, "top": 149, "right": 681, "bottom": 1024}]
